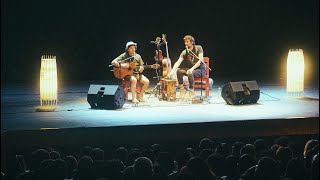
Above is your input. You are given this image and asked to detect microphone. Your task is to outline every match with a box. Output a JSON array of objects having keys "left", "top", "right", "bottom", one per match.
[
  {"left": 186, "top": 46, "right": 189, "bottom": 53},
  {"left": 150, "top": 41, "right": 156, "bottom": 44}
]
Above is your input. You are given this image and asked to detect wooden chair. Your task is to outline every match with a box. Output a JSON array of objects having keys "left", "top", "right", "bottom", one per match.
[
  {"left": 194, "top": 57, "right": 210, "bottom": 97},
  {"left": 122, "top": 80, "right": 142, "bottom": 101}
]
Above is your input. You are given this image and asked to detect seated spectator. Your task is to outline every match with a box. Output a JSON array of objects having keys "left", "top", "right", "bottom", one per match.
[
  {"left": 133, "top": 157, "right": 154, "bottom": 180},
  {"left": 285, "top": 158, "right": 308, "bottom": 180},
  {"left": 240, "top": 144, "right": 255, "bottom": 157},
  {"left": 238, "top": 154, "right": 256, "bottom": 176},
  {"left": 186, "top": 157, "right": 218, "bottom": 180},
  {"left": 199, "top": 138, "right": 215, "bottom": 152},
  {"left": 305, "top": 144, "right": 319, "bottom": 177},
  {"left": 73, "top": 155, "right": 96, "bottom": 180},
  {"left": 303, "top": 139, "right": 318, "bottom": 158},
  {"left": 231, "top": 141, "right": 245, "bottom": 158},
  {"left": 52, "top": 158, "right": 68, "bottom": 180},
  {"left": 215, "top": 143, "right": 229, "bottom": 158},
  {"left": 276, "top": 146, "right": 293, "bottom": 176},
  {"left": 311, "top": 153, "right": 319, "bottom": 180},
  {"left": 207, "top": 153, "right": 225, "bottom": 177},
  {"left": 114, "top": 147, "right": 128, "bottom": 165},
  {"left": 64, "top": 155, "right": 78, "bottom": 179},
  {"left": 254, "top": 157, "right": 289, "bottom": 180},
  {"left": 90, "top": 148, "right": 104, "bottom": 162},
  {"left": 126, "top": 150, "right": 142, "bottom": 167},
  {"left": 254, "top": 139, "right": 267, "bottom": 159},
  {"left": 123, "top": 166, "right": 134, "bottom": 180},
  {"left": 221, "top": 155, "right": 239, "bottom": 180}
]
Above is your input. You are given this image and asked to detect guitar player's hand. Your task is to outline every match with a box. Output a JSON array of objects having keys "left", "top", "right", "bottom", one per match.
[{"left": 139, "top": 66, "right": 144, "bottom": 73}]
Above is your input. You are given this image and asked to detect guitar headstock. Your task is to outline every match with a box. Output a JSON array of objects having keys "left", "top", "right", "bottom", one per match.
[{"left": 162, "top": 34, "right": 167, "bottom": 44}]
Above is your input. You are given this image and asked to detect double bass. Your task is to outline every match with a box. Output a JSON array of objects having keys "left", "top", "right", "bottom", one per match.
[
  {"left": 161, "top": 34, "right": 172, "bottom": 77},
  {"left": 157, "top": 34, "right": 176, "bottom": 101}
]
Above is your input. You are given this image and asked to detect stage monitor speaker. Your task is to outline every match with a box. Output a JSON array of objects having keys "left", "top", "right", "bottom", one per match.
[
  {"left": 221, "top": 80, "right": 260, "bottom": 105},
  {"left": 87, "top": 84, "right": 125, "bottom": 109}
]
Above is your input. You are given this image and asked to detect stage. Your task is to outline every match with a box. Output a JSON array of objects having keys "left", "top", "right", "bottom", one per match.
[
  {"left": 0, "top": 80, "right": 318, "bottom": 156},
  {"left": 1, "top": 81, "right": 319, "bottom": 133}
]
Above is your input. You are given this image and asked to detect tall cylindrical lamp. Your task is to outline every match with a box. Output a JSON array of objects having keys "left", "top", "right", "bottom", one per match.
[
  {"left": 36, "top": 55, "right": 58, "bottom": 112},
  {"left": 287, "top": 49, "right": 304, "bottom": 97}
]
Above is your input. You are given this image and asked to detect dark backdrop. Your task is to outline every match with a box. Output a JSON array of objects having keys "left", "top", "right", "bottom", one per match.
[{"left": 1, "top": 0, "right": 319, "bottom": 86}]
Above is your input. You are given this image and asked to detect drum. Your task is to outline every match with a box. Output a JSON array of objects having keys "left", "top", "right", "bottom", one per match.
[{"left": 161, "top": 78, "right": 177, "bottom": 101}]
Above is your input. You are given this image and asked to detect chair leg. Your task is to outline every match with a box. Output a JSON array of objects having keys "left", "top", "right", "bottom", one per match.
[{"left": 206, "top": 79, "right": 209, "bottom": 97}]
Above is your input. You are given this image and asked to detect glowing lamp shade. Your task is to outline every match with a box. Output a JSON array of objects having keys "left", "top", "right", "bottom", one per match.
[
  {"left": 287, "top": 49, "right": 304, "bottom": 97},
  {"left": 37, "top": 55, "right": 58, "bottom": 111}
]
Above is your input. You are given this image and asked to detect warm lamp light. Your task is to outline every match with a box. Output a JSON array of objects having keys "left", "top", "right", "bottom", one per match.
[
  {"left": 36, "top": 55, "right": 58, "bottom": 112},
  {"left": 287, "top": 49, "right": 304, "bottom": 97}
]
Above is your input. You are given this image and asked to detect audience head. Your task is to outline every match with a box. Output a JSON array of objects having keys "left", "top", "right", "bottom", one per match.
[
  {"left": 304, "top": 139, "right": 319, "bottom": 158},
  {"left": 275, "top": 136, "right": 290, "bottom": 147},
  {"left": 126, "top": 150, "right": 142, "bottom": 167},
  {"left": 49, "top": 151, "right": 61, "bottom": 160},
  {"left": 215, "top": 142, "right": 229, "bottom": 157},
  {"left": 114, "top": 147, "right": 128, "bottom": 164},
  {"left": 123, "top": 166, "right": 134, "bottom": 180},
  {"left": 232, "top": 141, "right": 245, "bottom": 157},
  {"left": 238, "top": 154, "right": 256, "bottom": 176},
  {"left": 254, "top": 139, "right": 267, "bottom": 158},
  {"left": 199, "top": 138, "right": 214, "bottom": 151},
  {"left": 90, "top": 148, "right": 104, "bottom": 161},
  {"left": 133, "top": 157, "right": 154, "bottom": 180},
  {"left": 31, "top": 149, "right": 50, "bottom": 171},
  {"left": 240, "top": 144, "right": 255, "bottom": 157}
]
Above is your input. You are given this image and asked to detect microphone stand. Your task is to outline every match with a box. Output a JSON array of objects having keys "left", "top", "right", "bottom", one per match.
[
  {"left": 187, "top": 49, "right": 211, "bottom": 102},
  {"left": 149, "top": 40, "right": 163, "bottom": 99}
]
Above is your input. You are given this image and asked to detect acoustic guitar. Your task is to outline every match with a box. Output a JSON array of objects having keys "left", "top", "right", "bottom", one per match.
[{"left": 113, "top": 62, "right": 160, "bottom": 79}]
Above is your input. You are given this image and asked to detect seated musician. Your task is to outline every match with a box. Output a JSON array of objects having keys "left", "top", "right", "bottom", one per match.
[
  {"left": 167, "top": 35, "right": 206, "bottom": 99},
  {"left": 111, "top": 41, "right": 150, "bottom": 103}
]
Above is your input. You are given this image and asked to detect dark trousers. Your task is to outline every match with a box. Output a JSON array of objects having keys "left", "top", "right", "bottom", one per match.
[{"left": 177, "top": 64, "right": 206, "bottom": 89}]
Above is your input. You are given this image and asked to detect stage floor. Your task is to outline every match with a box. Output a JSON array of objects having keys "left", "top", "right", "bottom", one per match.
[{"left": 1, "top": 81, "right": 319, "bottom": 132}]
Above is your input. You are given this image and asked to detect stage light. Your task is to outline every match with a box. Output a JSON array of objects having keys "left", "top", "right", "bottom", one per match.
[
  {"left": 36, "top": 55, "right": 58, "bottom": 112},
  {"left": 287, "top": 49, "right": 304, "bottom": 97}
]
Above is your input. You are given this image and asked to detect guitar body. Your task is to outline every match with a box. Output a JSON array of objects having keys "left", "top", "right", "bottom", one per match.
[
  {"left": 113, "top": 62, "right": 136, "bottom": 79},
  {"left": 113, "top": 62, "right": 160, "bottom": 79}
]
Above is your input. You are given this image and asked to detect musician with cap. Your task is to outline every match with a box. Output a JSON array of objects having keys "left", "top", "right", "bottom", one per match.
[
  {"left": 167, "top": 35, "right": 206, "bottom": 99},
  {"left": 111, "top": 41, "right": 150, "bottom": 104}
]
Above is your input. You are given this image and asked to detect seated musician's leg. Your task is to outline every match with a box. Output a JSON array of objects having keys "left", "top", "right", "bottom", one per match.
[
  {"left": 187, "top": 71, "right": 195, "bottom": 98},
  {"left": 177, "top": 69, "right": 187, "bottom": 98},
  {"left": 130, "top": 76, "right": 139, "bottom": 103},
  {"left": 138, "top": 75, "right": 149, "bottom": 102},
  {"left": 193, "top": 64, "right": 206, "bottom": 78}
]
